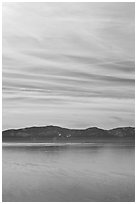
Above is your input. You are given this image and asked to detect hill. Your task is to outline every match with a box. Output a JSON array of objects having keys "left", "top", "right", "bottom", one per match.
[{"left": 2, "top": 126, "right": 135, "bottom": 143}]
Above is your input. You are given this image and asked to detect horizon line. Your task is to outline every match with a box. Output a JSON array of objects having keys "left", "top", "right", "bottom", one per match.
[{"left": 2, "top": 125, "right": 135, "bottom": 132}]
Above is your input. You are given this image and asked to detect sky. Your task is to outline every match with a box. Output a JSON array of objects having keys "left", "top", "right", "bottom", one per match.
[{"left": 2, "top": 2, "right": 135, "bottom": 130}]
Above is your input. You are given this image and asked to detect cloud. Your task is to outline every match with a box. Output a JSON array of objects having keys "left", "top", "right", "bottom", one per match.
[{"left": 2, "top": 2, "right": 135, "bottom": 129}]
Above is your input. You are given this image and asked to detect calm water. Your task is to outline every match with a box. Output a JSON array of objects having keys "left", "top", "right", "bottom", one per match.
[{"left": 2, "top": 143, "right": 135, "bottom": 202}]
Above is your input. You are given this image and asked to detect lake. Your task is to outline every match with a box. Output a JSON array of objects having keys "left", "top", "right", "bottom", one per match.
[{"left": 2, "top": 143, "right": 135, "bottom": 202}]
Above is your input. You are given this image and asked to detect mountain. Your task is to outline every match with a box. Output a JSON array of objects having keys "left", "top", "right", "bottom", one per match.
[{"left": 2, "top": 126, "right": 135, "bottom": 143}]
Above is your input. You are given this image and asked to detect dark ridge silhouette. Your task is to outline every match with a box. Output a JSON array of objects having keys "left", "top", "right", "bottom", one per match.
[{"left": 2, "top": 125, "right": 135, "bottom": 143}]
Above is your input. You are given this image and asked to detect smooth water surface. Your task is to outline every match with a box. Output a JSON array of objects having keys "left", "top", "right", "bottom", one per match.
[{"left": 2, "top": 143, "right": 135, "bottom": 202}]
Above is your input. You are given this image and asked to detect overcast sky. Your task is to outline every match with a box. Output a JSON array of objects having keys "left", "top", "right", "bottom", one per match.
[{"left": 2, "top": 2, "right": 135, "bottom": 130}]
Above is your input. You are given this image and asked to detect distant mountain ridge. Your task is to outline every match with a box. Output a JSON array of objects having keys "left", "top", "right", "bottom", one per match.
[{"left": 2, "top": 126, "right": 135, "bottom": 143}]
